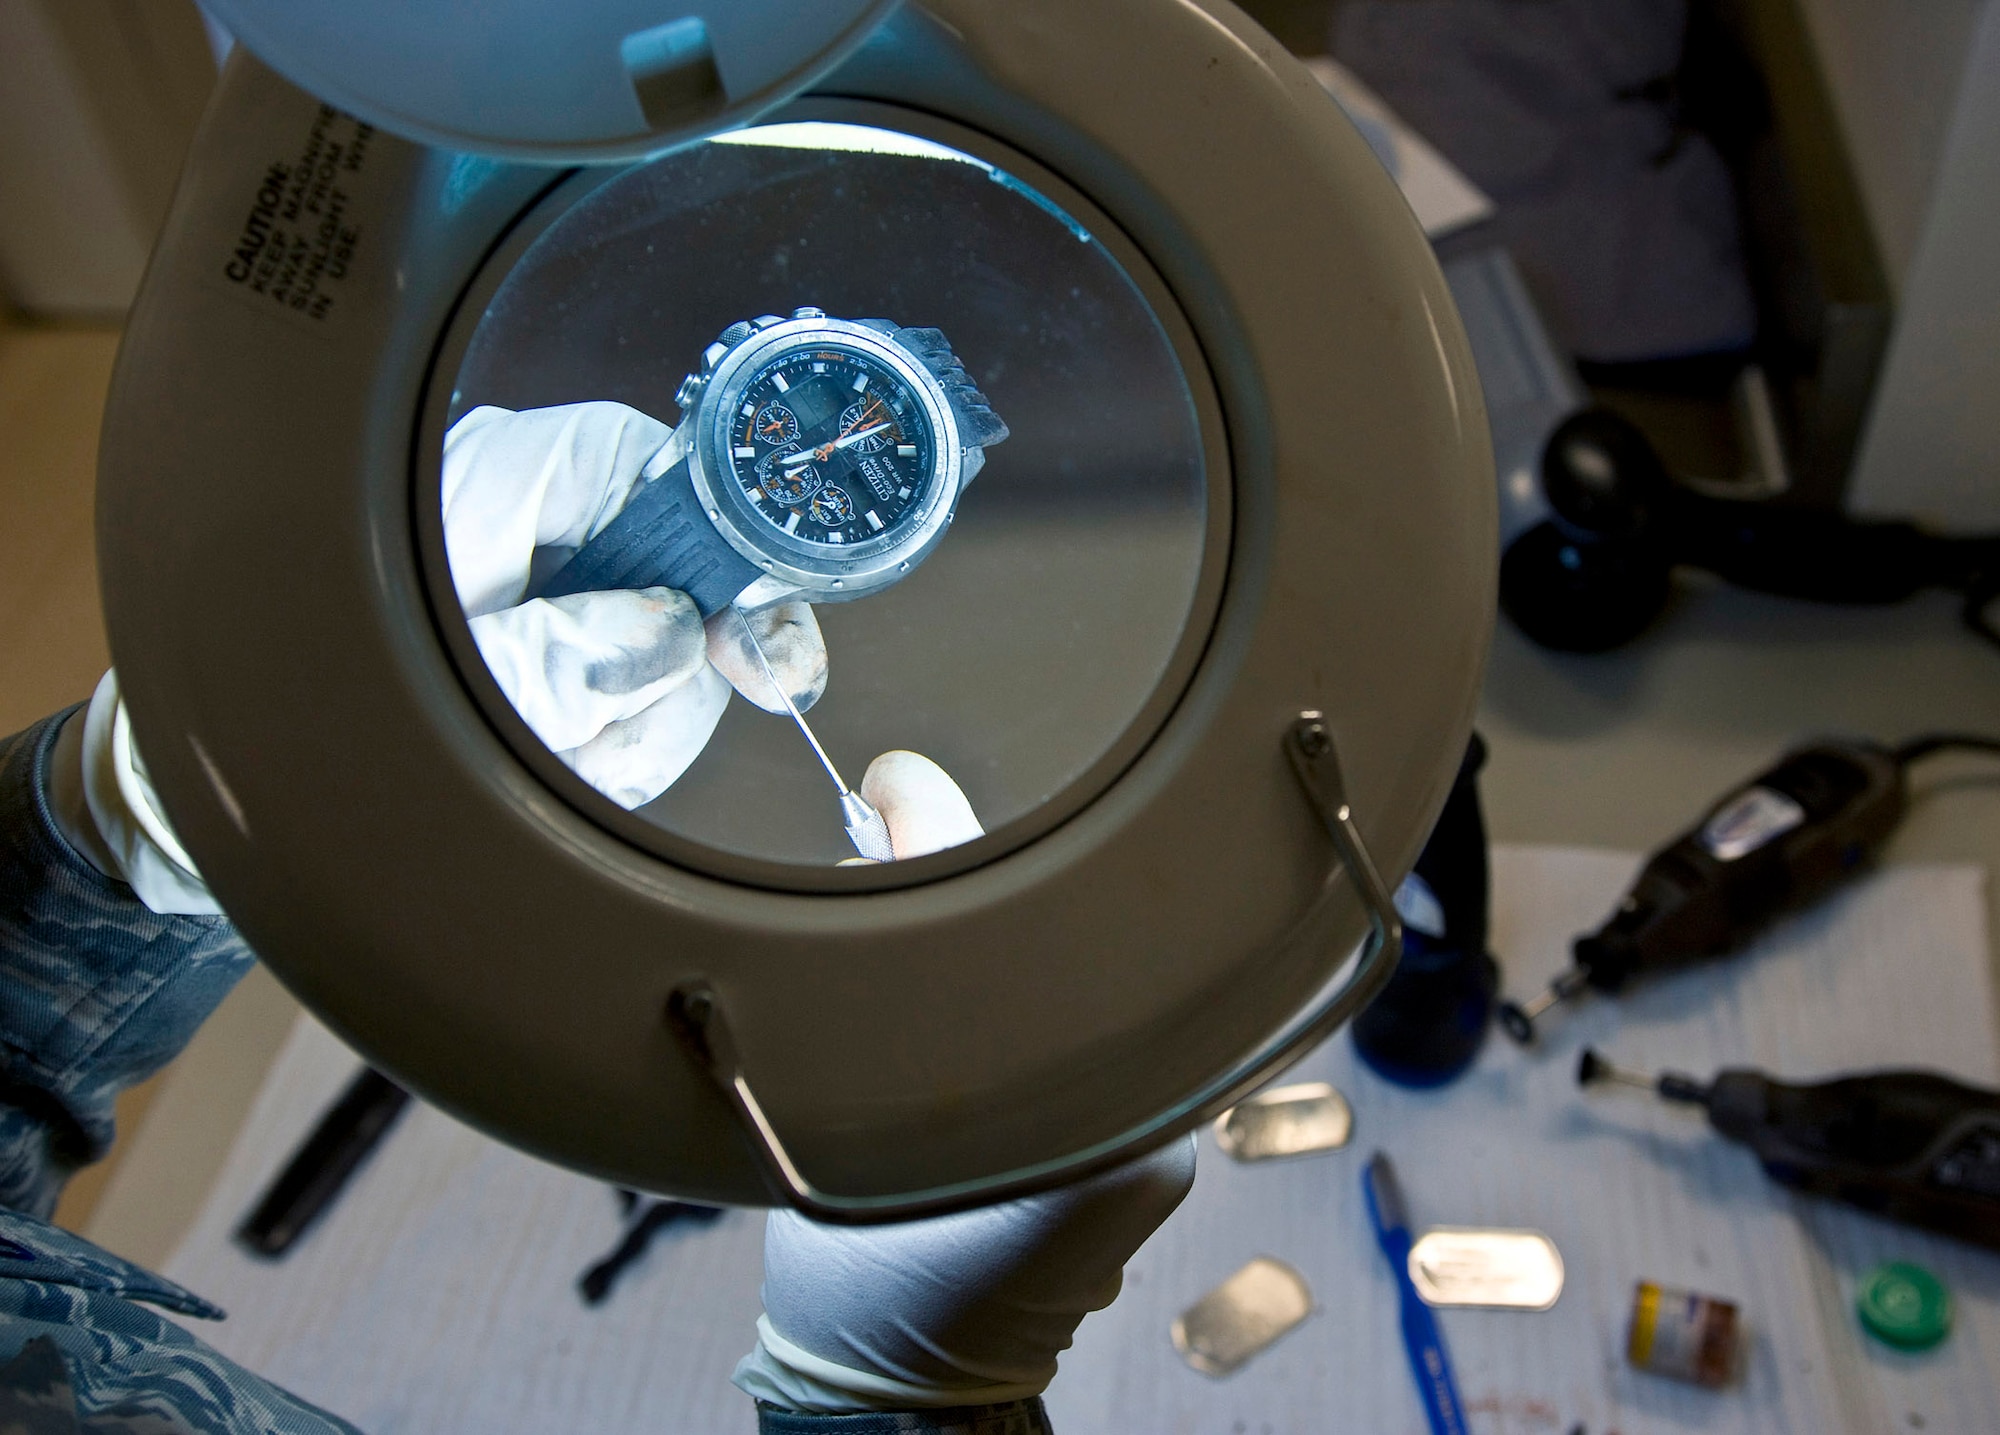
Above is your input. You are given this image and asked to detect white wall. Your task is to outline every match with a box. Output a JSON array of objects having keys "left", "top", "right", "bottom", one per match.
[
  {"left": 1841, "top": 1, "right": 2000, "bottom": 529},
  {"left": 0, "top": 0, "right": 214, "bottom": 318},
  {"left": 1798, "top": 0, "right": 1987, "bottom": 296},
  {"left": 0, "top": 1, "right": 153, "bottom": 315}
]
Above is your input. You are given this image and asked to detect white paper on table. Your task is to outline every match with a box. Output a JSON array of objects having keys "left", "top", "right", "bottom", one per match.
[
  {"left": 162, "top": 1017, "right": 766, "bottom": 1435},
  {"left": 1305, "top": 56, "right": 1496, "bottom": 240},
  {"left": 164, "top": 848, "right": 1999, "bottom": 1434},
  {"left": 1052, "top": 849, "right": 2000, "bottom": 1435}
]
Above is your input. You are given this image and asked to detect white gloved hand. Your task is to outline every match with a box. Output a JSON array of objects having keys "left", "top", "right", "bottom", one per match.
[
  {"left": 732, "top": 1137, "right": 1196, "bottom": 1414},
  {"left": 46, "top": 671, "right": 219, "bottom": 916},
  {"left": 443, "top": 402, "right": 828, "bottom": 808}
]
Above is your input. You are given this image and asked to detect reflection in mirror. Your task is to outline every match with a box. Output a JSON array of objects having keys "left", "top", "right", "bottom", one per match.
[{"left": 441, "top": 120, "right": 1210, "bottom": 871}]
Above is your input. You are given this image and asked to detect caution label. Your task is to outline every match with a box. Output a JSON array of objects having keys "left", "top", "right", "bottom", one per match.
[{"left": 217, "top": 105, "right": 375, "bottom": 326}]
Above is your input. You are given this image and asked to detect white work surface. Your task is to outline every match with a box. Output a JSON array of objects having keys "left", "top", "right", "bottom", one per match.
[
  {"left": 162, "top": 845, "right": 2000, "bottom": 1435},
  {"left": 1055, "top": 851, "right": 2000, "bottom": 1435}
]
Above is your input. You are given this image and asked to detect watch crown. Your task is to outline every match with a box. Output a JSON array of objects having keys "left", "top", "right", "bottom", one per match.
[
  {"left": 674, "top": 373, "right": 702, "bottom": 409},
  {"left": 792, "top": 306, "right": 826, "bottom": 320}
]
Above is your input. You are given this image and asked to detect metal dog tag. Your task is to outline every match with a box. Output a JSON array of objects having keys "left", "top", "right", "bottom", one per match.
[
  {"left": 1408, "top": 1227, "right": 1565, "bottom": 1310},
  {"left": 1213, "top": 1082, "right": 1353, "bottom": 1161},
  {"left": 1171, "top": 1257, "right": 1314, "bottom": 1376}
]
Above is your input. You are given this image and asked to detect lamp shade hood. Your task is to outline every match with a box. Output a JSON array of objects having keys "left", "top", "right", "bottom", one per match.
[
  {"left": 98, "top": 0, "right": 1494, "bottom": 1217},
  {"left": 200, "top": 0, "right": 899, "bottom": 160}
]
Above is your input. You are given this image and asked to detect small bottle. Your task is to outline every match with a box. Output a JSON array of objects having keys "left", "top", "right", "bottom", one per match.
[
  {"left": 1627, "top": 1281, "right": 1740, "bottom": 1388},
  {"left": 1352, "top": 736, "right": 1498, "bottom": 1087}
]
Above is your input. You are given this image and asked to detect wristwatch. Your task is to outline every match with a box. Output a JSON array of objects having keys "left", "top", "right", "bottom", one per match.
[{"left": 536, "top": 308, "right": 1009, "bottom": 616}]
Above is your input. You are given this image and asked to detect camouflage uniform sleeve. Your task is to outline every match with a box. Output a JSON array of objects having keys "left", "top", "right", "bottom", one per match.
[
  {"left": 0, "top": 713, "right": 362, "bottom": 1429},
  {"left": 0, "top": 1204, "right": 363, "bottom": 1433},
  {"left": 0, "top": 708, "right": 256, "bottom": 1217}
]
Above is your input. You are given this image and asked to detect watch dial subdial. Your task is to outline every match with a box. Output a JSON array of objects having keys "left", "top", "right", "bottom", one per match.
[
  {"left": 838, "top": 397, "right": 898, "bottom": 454},
  {"left": 757, "top": 447, "right": 823, "bottom": 506},
  {"left": 810, "top": 486, "right": 856, "bottom": 527},
  {"left": 751, "top": 402, "right": 799, "bottom": 445}
]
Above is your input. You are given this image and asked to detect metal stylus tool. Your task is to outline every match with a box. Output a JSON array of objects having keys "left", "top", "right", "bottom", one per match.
[{"left": 733, "top": 608, "right": 895, "bottom": 862}]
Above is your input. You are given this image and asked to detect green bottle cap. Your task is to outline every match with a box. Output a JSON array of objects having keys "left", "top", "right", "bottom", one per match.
[{"left": 1857, "top": 1262, "right": 1952, "bottom": 1350}]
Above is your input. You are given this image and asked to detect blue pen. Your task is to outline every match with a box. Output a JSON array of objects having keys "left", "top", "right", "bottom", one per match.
[{"left": 1363, "top": 1152, "right": 1469, "bottom": 1435}]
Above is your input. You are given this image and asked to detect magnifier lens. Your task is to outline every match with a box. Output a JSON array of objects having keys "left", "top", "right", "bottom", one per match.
[{"left": 438, "top": 120, "right": 1215, "bottom": 877}]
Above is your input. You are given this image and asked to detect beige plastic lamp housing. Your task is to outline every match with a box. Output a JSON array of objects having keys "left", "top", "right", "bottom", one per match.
[{"left": 95, "top": 0, "right": 1494, "bottom": 1218}]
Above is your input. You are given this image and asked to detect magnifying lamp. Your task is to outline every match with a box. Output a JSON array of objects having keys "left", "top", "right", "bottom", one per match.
[{"left": 95, "top": 0, "right": 1494, "bottom": 1219}]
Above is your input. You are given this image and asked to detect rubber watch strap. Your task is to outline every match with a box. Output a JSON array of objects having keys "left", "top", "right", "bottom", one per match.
[
  {"left": 533, "top": 452, "right": 761, "bottom": 618},
  {"left": 856, "top": 320, "right": 1010, "bottom": 451}
]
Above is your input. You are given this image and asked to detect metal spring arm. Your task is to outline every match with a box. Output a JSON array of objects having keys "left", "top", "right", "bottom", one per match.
[{"left": 668, "top": 710, "right": 1404, "bottom": 1222}]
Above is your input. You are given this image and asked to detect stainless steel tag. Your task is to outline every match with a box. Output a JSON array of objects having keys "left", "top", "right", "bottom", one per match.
[
  {"left": 1213, "top": 1082, "right": 1353, "bottom": 1161},
  {"left": 1407, "top": 1227, "right": 1565, "bottom": 1310},
  {"left": 1171, "top": 1257, "right": 1314, "bottom": 1376}
]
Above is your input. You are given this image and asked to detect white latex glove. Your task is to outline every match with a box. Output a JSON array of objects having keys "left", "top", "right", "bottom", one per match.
[
  {"left": 443, "top": 402, "right": 828, "bottom": 808},
  {"left": 732, "top": 1136, "right": 1197, "bottom": 1414},
  {"left": 46, "top": 671, "right": 219, "bottom": 916}
]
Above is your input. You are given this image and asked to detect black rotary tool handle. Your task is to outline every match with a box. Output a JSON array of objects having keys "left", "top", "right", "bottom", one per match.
[
  {"left": 1708, "top": 1068, "right": 2000, "bottom": 1250},
  {"left": 1573, "top": 740, "right": 1906, "bottom": 992}
]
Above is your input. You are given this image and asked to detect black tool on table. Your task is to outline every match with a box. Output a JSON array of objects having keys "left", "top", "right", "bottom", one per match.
[
  {"left": 1579, "top": 1047, "right": 2000, "bottom": 1250},
  {"left": 236, "top": 1066, "right": 410, "bottom": 1258},
  {"left": 577, "top": 1190, "right": 725, "bottom": 1306},
  {"left": 1499, "top": 733, "right": 2000, "bottom": 1044}
]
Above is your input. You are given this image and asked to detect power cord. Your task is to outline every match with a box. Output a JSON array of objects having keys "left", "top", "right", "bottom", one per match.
[{"left": 1894, "top": 733, "right": 2000, "bottom": 766}]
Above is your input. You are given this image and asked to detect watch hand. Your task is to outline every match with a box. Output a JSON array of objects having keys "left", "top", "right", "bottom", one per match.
[
  {"left": 781, "top": 423, "right": 892, "bottom": 467},
  {"left": 837, "top": 421, "right": 891, "bottom": 449}
]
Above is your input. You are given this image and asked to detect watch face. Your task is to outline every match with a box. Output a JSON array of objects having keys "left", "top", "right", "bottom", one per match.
[{"left": 726, "top": 345, "right": 937, "bottom": 547}]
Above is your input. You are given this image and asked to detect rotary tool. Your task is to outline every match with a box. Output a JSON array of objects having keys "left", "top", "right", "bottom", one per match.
[
  {"left": 1500, "top": 734, "right": 2000, "bottom": 1044},
  {"left": 1579, "top": 1048, "right": 2000, "bottom": 1250}
]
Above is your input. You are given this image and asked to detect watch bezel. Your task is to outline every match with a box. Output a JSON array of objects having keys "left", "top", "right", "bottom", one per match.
[{"left": 688, "top": 317, "right": 964, "bottom": 603}]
